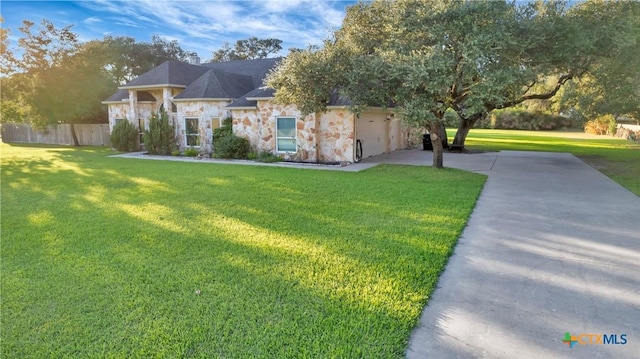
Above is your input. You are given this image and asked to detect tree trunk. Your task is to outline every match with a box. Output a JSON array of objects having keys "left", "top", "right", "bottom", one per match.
[
  {"left": 439, "top": 122, "right": 449, "bottom": 149},
  {"left": 430, "top": 121, "right": 444, "bottom": 169},
  {"left": 452, "top": 112, "right": 486, "bottom": 149},
  {"left": 70, "top": 123, "right": 80, "bottom": 146},
  {"left": 452, "top": 118, "right": 475, "bottom": 149}
]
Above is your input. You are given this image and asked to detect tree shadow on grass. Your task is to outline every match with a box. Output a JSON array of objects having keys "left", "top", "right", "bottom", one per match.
[{"left": 2, "top": 146, "right": 486, "bottom": 357}]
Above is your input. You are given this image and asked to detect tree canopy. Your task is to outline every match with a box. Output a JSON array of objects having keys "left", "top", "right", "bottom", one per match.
[
  {"left": 209, "top": 37, "right": 282, "bottom": 62},
  {"left": 267, "top": 0, "right": 640, "bottom": 167},
  {"left": 1, "top": 18, "right": 191, "bottom": 145}
]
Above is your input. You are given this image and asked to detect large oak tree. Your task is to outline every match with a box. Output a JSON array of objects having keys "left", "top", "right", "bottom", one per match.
[{"left": 267, "top": 0, "right": 639, "bottom": 168}]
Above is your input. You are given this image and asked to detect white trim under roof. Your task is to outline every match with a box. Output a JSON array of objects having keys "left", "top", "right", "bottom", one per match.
[
  {"left": 101, "top": 100, "right": 161, "bottom": 105},
  {"left": 172, "top": 98, "right": 234, "bottom": 102},
  {"left": 245, "top": 97, "right": 273, "bottom": 101},
  {"left": 119, "top": 84, "right": 187, "bottom": 90}
]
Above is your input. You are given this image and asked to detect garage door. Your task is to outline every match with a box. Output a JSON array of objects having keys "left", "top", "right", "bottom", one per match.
[{"left": 356, "top": 112, "right": 387, "bottom": 159}]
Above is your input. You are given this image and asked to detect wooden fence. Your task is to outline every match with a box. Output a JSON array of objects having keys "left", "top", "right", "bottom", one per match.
[{"left": 1, "top": 123, "right": 110, "bottom": 146}]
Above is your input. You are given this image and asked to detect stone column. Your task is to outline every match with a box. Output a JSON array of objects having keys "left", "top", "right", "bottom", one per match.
[
  {"left": 128, "top": 89, "right": 137, "bottom": 124},
  {"left": 162, "top": 88, "right": 172, "bottom": 117}
]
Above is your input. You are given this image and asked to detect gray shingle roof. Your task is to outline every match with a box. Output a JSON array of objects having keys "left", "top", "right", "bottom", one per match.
[
  {"left": 107, "top": 57, "right": 283, "bottom": 103},
  {"left": 121, "top": 61, "right": 211, "bottom": 88},
  {"left": 174, "top": 70, "right": 255, "bottom": 100},
  {"left": 201, "top": 57, "right": 282, "bottom": 88},
  {"left": 103, "top": 89, "right": 128, "bottom": 102},
  {"left": 227, "top": 87, "right": 275, "bottom": 108},
  {"left": 226, "top": 88, "right": 356, "bottom": 110}
]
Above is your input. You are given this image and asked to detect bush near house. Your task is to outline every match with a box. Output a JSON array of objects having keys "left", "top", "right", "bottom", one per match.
[
  {"left": 109, "top": 120, "right": 139, "bottom": 152},
  {"left": 213, "top": 117, "right": 250, "bottom": 159},
  {"left": 143, "top": 110, "right": 178, "bottom": 155},
  {"left": 183, "top": 147, "right": 198, "bottom": 157},
  {"left": 248, "top": 151, "right": 283, "bottom": 163}
]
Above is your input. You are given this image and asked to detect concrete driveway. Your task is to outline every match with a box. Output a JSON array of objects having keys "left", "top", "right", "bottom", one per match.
[{"left": 368, "top": 149, "right": 640, "bottom": 358}]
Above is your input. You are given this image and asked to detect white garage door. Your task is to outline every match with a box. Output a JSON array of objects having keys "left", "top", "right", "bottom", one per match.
[{"left": 356, "top": 112, "right": 387, "bottom": 159}]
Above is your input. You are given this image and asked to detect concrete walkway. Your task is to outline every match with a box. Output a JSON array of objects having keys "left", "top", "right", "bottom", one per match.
[
  {"left": 109, "top": 148, "right": 499, "bottom": 173},
  {"left": 404, "top": 150, "right": 640, "bottom": 358}
]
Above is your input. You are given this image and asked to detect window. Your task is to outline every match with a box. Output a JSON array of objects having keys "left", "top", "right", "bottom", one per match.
[
  {"left": 185, "top": 118, "right": 199, "bottom": 146},
  {"left": 211, "top": 117, "right": 222, "bottom": 130},
  {"left": 138, "top": 118, "right": 145, "bottom": 144},
  {"left": 276, "top": 117, "right": 296, "bottom": 152},
  {"left": 115, "top": 118, "right": 125, "bottom": 125}
]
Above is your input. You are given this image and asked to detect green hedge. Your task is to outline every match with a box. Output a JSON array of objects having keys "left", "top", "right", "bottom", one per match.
[
  {"left": 476, "top": 109, "right": 575, "bottom": 130},
  {"left": 443, "top": 109, "right": 576, "bottom": 130}
]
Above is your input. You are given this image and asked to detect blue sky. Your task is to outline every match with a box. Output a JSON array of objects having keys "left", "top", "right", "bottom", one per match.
[{"left": 2, "top": 0, "right": 358, "bottom": 61}]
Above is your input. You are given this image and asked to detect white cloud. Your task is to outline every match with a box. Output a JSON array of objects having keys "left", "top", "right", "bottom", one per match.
[
  {"left": 83, "top": 17, "right": 102, "bottom": 25},
  {"left": 75, "top": 0, "right": 354, "bottom": 58}
]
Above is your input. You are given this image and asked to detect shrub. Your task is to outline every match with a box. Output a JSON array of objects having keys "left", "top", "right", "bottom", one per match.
[
  {"left": 110, "top": 120, "right": 139, "bottom": 152},
  {"left": 184, "top": 147, "right": 198, "bottom": 157},
  {"left": 214, "top": 135, "right": 250, "bottom": 159},
  {"left": 584, "top": 114, "right": 616, "bottom": 135},
  {"left": 144, "top": 110, "right": 177, "bottom": 155},
  {"left": 213, "top": 117, "right": 233, "bottom": 139},
  {"left": 253, "top": 151, "right": 282, "bottom": 163},
  {"left": 212, "top": 116, "right": 250, "bottom": 159}
]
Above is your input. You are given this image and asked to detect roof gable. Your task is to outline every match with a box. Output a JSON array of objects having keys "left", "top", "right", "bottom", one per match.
[
  {"left": 201, "top": 57, "right": 282, "bottom": 88},
  {"left": 121, "top": 61, "right": 210, "bottom": 89},
  {"left": 174, "top": 70, "right": 255, "bottom": 100}
]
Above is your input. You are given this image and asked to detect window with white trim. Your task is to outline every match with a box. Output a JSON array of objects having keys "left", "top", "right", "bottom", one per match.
[
  {"left": 185, "top": 118, "right": 199, "bottom": 146},
  {"left": 276, "top": 117, "right": 296, "bottom": 152}
]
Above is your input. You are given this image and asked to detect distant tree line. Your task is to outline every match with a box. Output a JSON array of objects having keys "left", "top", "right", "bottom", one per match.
[{"left": 0, "top": 17, "right": 282, "bottom": 145}]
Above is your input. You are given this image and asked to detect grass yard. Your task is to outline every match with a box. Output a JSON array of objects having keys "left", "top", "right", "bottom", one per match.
[
  {"left": 455, "top": 129, "right": 640, "bottom": 196},
  {"left": 1, "top": 143, "right": 486, "bottom": 358}
]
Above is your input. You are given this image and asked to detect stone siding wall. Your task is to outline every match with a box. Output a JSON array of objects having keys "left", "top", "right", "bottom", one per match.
[
  {"left": 231, "top": 101, "right": 318, "bottom": 162},
  {"left": 175, "top": 100, "right": 231, "bottom": 152},
  {"left": 107, "top": 104, "right": 129, "bottom": 130},
  {"left": 108, "top": 89, "right": 408, "bottom": 161},
  {"left": 232, "top": 102, "right": 358, "bottom": 163},
  {"left": 317, "top": 109, "right": 355, "bottom": 163}
]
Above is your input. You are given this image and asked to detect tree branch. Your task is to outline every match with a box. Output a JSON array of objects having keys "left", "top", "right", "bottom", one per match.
[{"left": 491, "top": 72, "right": 574, "bottom": 110}]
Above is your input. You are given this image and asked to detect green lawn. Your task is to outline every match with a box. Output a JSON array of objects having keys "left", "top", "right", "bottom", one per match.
[
  {"left": 455, "top": 129, "right": 640, "bottom": 196},
  {"left": 1, "top": 143, "right": 486, "bottom": 358}
]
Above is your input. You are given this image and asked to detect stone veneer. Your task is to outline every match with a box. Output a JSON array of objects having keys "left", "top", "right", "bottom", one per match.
[
  {"left": 231, "top": 101, "right": 358, "bottom": 163},
  {"left": 107, "top": 89, "right": 235, "bottom": 152},
  {"left": 107, "top": 89, "right": 407, "bottom": 161},
  {"left": 174, "top": 100, "right": 231, "bottom": 153}
]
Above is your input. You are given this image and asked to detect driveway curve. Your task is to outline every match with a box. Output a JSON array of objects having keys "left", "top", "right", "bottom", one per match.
[{"left": 399, "top": 150, "right": 640, "bottom": 358}]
